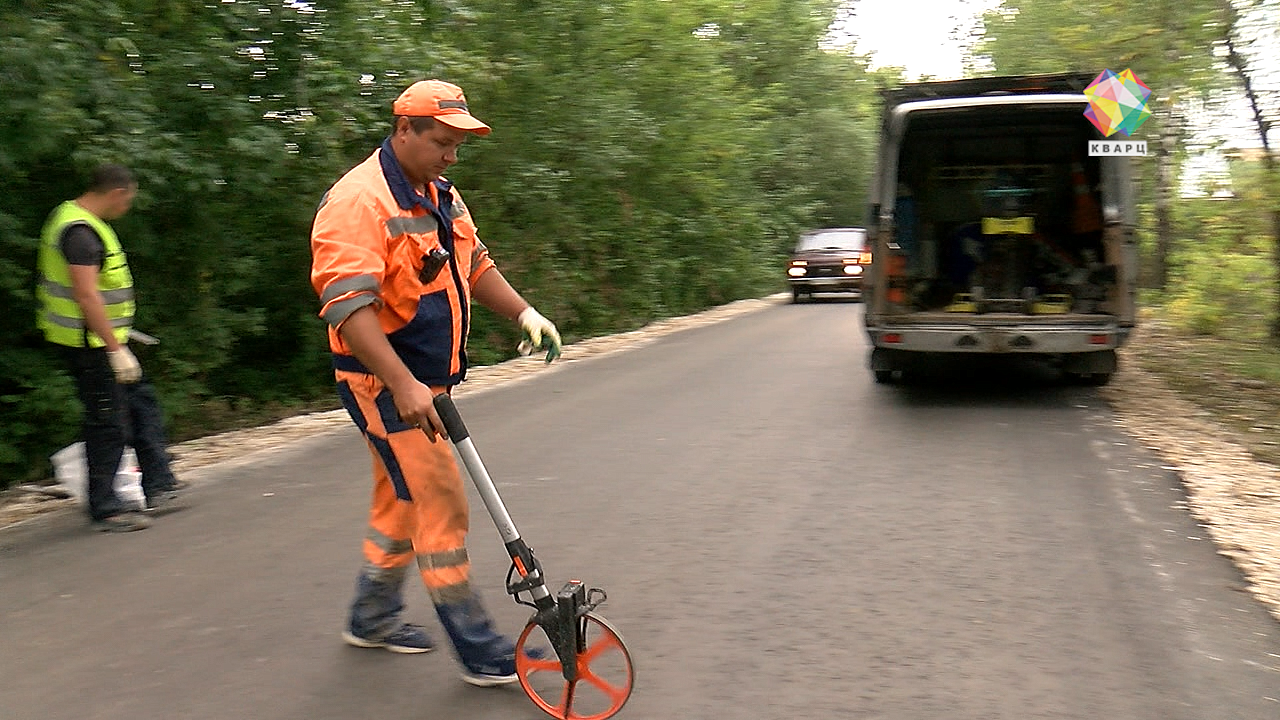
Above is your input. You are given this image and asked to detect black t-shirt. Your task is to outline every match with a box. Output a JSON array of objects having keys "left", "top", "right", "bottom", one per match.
[{"left": 59, "top": 224, "right": 104, "bottom": 267}]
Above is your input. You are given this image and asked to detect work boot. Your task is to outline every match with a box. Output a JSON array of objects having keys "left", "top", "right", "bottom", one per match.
[
  {"left": 144, "top": 479, "right": 191, "bottom": 514},
  {"left": 342, "top": 622, "right": 435, "bottom": 654},
  {"left": 92, "top": 511, "right": 151, "bottom": 533},
  {"left": 347, "top": 565, "right": 413, "bottom": 647},
  {"left": 434, "top": 592, "right": 523, "bottom": 686}
]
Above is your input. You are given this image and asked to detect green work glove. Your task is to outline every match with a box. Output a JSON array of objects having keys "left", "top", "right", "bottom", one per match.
[{"left": 516, "top": 307, "right": 562, "bottom": 363}]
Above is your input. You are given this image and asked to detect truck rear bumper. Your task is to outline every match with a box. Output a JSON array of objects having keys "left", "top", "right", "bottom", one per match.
[{"left": 867, "top": 323, "right": 1130, "bottom": 354}]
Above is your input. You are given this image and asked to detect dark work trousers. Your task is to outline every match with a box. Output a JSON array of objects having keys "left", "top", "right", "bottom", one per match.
[{"left": 59, "top": 345, "right": 178, "bottom": 520}]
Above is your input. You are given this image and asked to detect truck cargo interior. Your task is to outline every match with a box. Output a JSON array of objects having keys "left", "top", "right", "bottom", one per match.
[{"left": 889, "top": 106, "right": 1117, "bottom": 316}]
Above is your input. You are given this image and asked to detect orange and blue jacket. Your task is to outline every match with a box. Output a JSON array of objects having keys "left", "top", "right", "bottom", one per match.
[{"left": 310, "top": 138, "right": 496, "bottom": 386}]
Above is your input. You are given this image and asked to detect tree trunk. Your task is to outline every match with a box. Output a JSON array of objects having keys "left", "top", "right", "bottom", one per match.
[
  {"left": 1150, "top": 4, "right": 1185, "bottom": 293},
  {"left": 1270, "top": 177, "right": 1280, "bottom": 341},
  {"left": 1152, "top": 101, "right": 1178, "bottom": 291}
]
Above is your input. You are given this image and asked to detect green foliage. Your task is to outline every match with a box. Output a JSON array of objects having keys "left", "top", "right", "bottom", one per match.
[
  {"left": 1163, "top": 162, "right": 1278, "bottom": 337},
  {"left": 0, "top": 0, "right": 877, "bottom": 487},
  {"left": 977, "top": 0, "right": 1225, "bottom": 91},
  {"left": 0, "top": 350, "right": 82, "bottom": 484}
]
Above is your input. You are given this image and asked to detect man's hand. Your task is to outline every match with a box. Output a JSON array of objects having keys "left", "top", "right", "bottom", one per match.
[
  {"left": 391, "top": 382, "right": 448, "bottom": 442},
  {"left": 336, "top": 306, "right": 449, "bottom": 442},
  {"left": 107, "top": 346, "right": 142, "bottom": 384},
  {"left": 517, "top": 307, "right": 562, "bottom": 363}
]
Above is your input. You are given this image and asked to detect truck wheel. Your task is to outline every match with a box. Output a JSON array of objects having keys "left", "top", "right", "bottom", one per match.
[
  {"left": 874, "top": 369, "right": 894, "bottom": 384},
  {"left": 792, "top": 289, "right": 803, "bottom": 303}
]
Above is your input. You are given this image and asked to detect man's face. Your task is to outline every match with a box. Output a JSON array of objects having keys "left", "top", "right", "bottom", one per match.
[
  {"left": 393, "top": 118, "right": 468, "bottom": 186},
  {"left": 102, "top": 184, "right": 137, "bottom": 220}
]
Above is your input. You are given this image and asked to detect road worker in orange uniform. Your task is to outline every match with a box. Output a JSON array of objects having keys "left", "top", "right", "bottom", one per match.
[{"left": 309, "top": 79, "right": 562, "bottom": 687}]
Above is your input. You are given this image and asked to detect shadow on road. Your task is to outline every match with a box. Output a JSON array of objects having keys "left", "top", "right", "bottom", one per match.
[{"left": 874, "top": 354, "right": 1099, "bottom": 409}]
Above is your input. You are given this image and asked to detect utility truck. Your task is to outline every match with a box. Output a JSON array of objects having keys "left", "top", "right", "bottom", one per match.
[{"left": 862, "top": 73, "right": 1138, "bottom": 385}]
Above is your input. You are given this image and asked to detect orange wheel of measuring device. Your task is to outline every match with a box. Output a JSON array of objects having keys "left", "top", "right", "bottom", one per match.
[{"left": 516, "top": 612, "right": 635, "bottom": 720}]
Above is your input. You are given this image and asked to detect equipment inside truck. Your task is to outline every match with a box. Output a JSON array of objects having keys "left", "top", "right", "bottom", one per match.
[{"left": 890, "top": 106, "right": 1115, "bottom": 315}]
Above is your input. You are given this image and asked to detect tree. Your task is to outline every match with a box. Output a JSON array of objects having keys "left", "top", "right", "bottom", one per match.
[
  {"left": 0, "top": 0, "right": 881, "bottom": 487},
  {"left": 1215, "top": 0, "right": 1280, "bottom": 340},
  {"left": 977, "top": 0, "right": 1226, "bottom": 291}
]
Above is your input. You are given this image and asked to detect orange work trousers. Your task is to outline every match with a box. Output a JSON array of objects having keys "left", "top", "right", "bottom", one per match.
[{"left": 336, "top": 370, "right": 474, "bottom": 606}]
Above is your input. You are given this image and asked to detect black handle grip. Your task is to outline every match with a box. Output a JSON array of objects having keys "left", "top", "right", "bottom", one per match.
[{"left": 432, "top": 393, "right": 470, "bottom": 442}]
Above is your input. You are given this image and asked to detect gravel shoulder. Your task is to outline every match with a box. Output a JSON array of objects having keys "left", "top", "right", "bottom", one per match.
[
  {"left": 1100, "top": 323, "right": 1280, "bottom": 623},
  {"left": 4, "top": 296, "right": 1278, "bottom": 623}
]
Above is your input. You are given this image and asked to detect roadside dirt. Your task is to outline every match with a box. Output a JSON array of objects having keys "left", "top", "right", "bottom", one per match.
[
  {"left": 3, "top": 297, "right": 1278, "bottom": 623},
  {"left": 1099, "top": 322, "right": 1280, "bottom": 623}
]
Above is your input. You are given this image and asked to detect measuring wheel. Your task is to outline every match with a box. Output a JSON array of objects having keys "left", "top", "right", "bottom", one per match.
[
  {"left": 517, "top": 611, "right": 634, "bottom": 720},
  {"left": 433, "top": 394, "right": 635, "bottom": 719}
]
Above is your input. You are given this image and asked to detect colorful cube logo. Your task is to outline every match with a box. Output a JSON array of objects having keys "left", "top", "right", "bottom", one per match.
[{"left": 1083, "top": 69, "right": 1152, "bottom": 137}]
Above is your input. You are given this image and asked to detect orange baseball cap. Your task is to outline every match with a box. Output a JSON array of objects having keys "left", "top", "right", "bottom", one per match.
[{"left": 393, "top": 80, "right": 491, "bottom": 136}]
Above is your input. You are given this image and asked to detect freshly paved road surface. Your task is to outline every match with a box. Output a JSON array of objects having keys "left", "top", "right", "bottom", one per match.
[{"left": 3, "top": 300, "right": 1278, "bottom": 720}]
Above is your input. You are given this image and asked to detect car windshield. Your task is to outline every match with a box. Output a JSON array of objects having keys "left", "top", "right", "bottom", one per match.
[{"left": 796, "top": 229, "right": 866, "bottom": 252}]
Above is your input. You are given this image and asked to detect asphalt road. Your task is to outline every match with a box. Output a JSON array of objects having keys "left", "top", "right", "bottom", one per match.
[{"left": 2, "top": 299, "right": 1278, "bottom": 720}]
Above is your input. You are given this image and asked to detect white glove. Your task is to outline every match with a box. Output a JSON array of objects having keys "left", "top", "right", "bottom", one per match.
[
  {"left": 516, "top": 307, "right": 562, "bottom": 363},
  {"left": 107, "top": 346, "right": 142, "bottom": 384}
]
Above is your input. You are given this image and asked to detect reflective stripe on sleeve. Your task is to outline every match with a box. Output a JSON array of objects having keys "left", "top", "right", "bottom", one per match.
[
  {"left": 319, "top": 274, "right": 379, "bottom": 306},
  {"left": 321, "top": 293, "right": 378, "bottom": 328}
]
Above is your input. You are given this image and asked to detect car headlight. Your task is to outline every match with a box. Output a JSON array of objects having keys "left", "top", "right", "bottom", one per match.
[
  {"left": 788, "top": 266, "right": 807, "bottom": 277},
  {"left": 843, "top": 265, "right": 863, "bottom": 275}
]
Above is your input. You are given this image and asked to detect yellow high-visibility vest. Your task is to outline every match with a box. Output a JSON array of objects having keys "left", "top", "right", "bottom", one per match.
[{"left": 37, "top": 201, "right": 135, "bottom": 347}]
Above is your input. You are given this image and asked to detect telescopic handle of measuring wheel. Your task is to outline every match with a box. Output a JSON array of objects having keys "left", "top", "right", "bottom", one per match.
[
  {"left": 431, "top": 392, "right": 470, "bottom": 442},
  {"left": 432, "top": 393, "right": 554, "bottom": 610}
]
